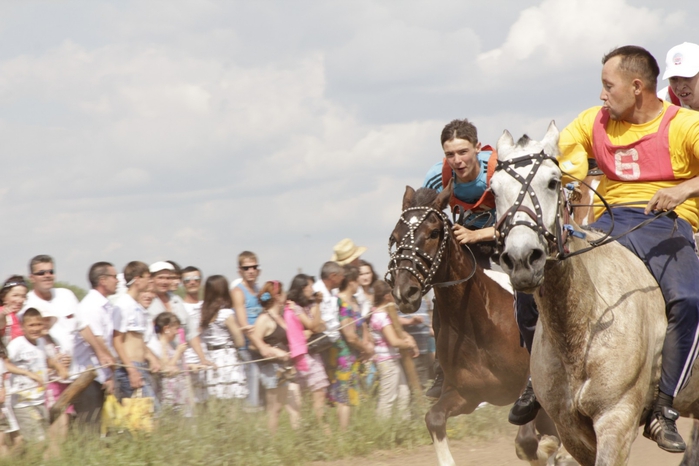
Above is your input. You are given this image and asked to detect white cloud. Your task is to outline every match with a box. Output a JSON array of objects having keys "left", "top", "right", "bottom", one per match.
[
  {"left": 478, "top": 0, "right": 685, "bottom": 79},
  {"left": 0, "top": 0, "right": 697, "bottom": 287}
]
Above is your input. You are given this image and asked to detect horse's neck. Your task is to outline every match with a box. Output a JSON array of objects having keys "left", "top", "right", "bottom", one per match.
[
  {"left": 433, "top": 237, "right": 488, "bottom": 328},
  {"left": 538, "top": 237, "right": 597, "bottom": 361}
]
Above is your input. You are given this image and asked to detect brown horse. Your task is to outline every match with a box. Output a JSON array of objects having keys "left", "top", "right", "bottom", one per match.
[{"left": 387, "top": 182, "right": 571, "bottom": 465}]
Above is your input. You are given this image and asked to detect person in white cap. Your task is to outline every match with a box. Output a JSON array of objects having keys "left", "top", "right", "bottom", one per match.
[
  {"left": 147, "top": 261, "right": 207, "bottom": 367},
  {"left": 658, "top": 42, "right": 699, "bottom": 111}
]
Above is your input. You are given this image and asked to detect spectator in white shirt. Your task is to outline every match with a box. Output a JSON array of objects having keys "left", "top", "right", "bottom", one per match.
[
  {"left": 23, "top": 255, "right": 113, "bottom": 368},
  {"left": 8, "top": 307, "right": 68, "bottom": 454},
  {"left": 147, "top": 262, "right": 206, "bottom": 370},
  {"left": 24, "top": 256, "right": 79, "bottom": 353},
  {"left": 72, "top": 262, "right": 119, "bottom": 428},
  {"left": 312, "top": 262, "right": 345, "bottom": 344},
  {"left": 181, "top": 266, "right": 208, "bottom": 403},
  {"left": 22, "top": 255, "right": 113, "bottom": 443}
]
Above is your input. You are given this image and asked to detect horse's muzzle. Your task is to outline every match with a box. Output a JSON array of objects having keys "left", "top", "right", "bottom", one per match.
[
  {"left": 499, "top": 245, "right": 546, "bottom": 291},
  {"left": 392, "top": 281, "right": 422, "bottom": 314}
]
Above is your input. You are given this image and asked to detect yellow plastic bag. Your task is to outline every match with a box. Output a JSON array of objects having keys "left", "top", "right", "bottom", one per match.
[
  {"left": 121, "top": 390, "right": 154, "bottom": 433},
  {"left": 100, "top": 390, "right": 154, "bottom": 436},
  {"left": 100, "top": 394, "right": 124, "bottom": 436}
]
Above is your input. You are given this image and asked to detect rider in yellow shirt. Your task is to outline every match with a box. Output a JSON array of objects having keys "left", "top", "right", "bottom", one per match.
[{"left": 510, "top": 45, "right": 699, "bottom": 454}]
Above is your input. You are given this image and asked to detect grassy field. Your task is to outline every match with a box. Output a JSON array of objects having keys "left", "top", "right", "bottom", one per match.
[{"left": 5, "top": 397, "right": 513, "bottom": 466}]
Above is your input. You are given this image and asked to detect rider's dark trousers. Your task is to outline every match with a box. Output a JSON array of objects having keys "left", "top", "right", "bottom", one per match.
[
  {"left": 515, "top": 207, "right": 699, "bottom": 397},
  {"left": 514, "top": 291, "right": 538, "bottom": 353}
]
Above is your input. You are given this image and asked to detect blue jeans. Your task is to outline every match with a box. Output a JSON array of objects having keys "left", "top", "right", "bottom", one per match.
[
  {"left": 115, "top": 362, "right": 158, "bottom": 408},
  {"left": 238, "top": 349, "right": 261, "bottom": 407},
  {"left": 516, "top": 208, "right": 699, "bottom": 396}
]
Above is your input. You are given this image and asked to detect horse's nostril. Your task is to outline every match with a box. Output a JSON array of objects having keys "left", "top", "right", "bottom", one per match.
[
  {"left": 529, "top": 249, "right": 544, "bottom": 265},
  {"left": 407, "top": 285, "right": 420, "bottom": 298},
  {"left": 501, "top": 253, "right": 514, "bottom": 270}
]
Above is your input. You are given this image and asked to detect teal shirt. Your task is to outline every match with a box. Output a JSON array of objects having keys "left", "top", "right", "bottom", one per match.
[{"left": 423, "top": 151, "right": 495, "bottom": 228}]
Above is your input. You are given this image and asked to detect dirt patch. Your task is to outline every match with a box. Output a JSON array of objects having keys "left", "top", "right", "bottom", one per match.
[{"left": 313, "top": 418, "right": 694, "bottom": 465}]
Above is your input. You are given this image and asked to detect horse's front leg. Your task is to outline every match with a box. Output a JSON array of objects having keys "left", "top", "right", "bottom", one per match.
[
  {"left": 592, "top": 408, "right": 639, "bottom": 466},
  {"left": 425, "top": 387, "right": 475, "bottom": 466}
]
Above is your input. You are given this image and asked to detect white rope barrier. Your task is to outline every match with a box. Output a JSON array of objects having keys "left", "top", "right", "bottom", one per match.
[{"left": 3, "top": 304, "right": 394, "bottom": 397}]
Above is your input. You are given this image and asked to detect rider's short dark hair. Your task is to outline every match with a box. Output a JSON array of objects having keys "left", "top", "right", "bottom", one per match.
[
  {"left": 440, "top": 119, "right": 478, "bottom": 147},
  {"left": 602, "top": 45, "right": 659, "bottom": 90}
]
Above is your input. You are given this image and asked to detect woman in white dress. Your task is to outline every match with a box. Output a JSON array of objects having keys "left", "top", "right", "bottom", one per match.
[{"left": 190, "top": 275, "right": 248, "bottom": 400}]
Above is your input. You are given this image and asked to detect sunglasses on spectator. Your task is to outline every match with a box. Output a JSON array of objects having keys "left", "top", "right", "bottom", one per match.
[
  {"left": 183, "top": 276, "right": 201, "bottom": 283},
  {"left": 240, "top": 265, "right": 259, "bottom": 271},
  {"left": 32, "top": 269, "right": 55, "bottom": 276}
]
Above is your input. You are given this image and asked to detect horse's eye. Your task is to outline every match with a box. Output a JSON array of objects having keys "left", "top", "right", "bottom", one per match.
[
  {"left": 548, "top": 179, "right": 559, "bottom": 190},
  {"left": 429, "top": 229, "right": 440, "bottom": 239}
]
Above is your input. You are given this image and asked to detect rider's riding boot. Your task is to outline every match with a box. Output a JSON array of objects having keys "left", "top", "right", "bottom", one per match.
[
  {"left": 426, "top": 362, "right": 444, "bottom": 398},
  {"left": 508, "top": 377, "right": 540, "bottom": 425},
  {"left": 643, "top": 392, "right": 686, "bottom": 453}
]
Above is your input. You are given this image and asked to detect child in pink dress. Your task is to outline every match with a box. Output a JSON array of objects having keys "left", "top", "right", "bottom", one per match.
[
  {"left": 369, "top": 281, "right": 417, "bottom": 419},
  {"left": 284, "top": 274, "right": 329, "bottom": 427}
]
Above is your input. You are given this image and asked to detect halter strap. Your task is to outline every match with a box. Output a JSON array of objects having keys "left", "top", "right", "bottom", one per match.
[
  {"left": 494, "top": 150, "right": 563, "bottom": 258},
  {"left": 386, "top": 205, "right": 476, "bottom": 293}
]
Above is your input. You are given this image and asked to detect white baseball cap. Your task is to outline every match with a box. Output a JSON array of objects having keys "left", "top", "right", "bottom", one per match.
[
  {"left": 662, "top": 42, "right": 699, "bottom": 80},
  {"left": 149, "top": 261, "right": 175, "bottom": 274}
]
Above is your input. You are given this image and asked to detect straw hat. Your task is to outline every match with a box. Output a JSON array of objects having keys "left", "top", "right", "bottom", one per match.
[{"left": 331, "top": 238, "right": 367, "bottom": 265}]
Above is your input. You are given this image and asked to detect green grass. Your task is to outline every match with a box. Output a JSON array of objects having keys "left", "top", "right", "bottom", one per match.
[{"left": 4, "top": 397, "right": 513, "bottom": 466}]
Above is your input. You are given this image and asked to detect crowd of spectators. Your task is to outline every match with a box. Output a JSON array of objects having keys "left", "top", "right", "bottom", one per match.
[{"left": 0, "top": 239, "right": 435, "bottom": 458}]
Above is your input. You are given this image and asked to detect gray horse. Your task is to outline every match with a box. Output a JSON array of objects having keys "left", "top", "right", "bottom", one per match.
[{"left": 490, "top": 122, "right": 699, "bottom": 466}]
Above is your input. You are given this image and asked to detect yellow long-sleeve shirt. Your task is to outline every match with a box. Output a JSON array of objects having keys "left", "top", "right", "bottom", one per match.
[{"left": 558, "top": 102, "right": 699, "bottom": 230}]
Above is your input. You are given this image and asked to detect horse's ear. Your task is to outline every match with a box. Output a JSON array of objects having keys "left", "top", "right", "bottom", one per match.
[
  {"left": 542, "top": 120, "right": 559, "bottom": 156},
  {"left": 436, "top": 179, "right": 452, "bottom": 211},
  {"left": 402, "top": 186, "right": 416, "bottom": 210},
  {"left": 497, "top": 130, "right": 515, "bottom": 157}
]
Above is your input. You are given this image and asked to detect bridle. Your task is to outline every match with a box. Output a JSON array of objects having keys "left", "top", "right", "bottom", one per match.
[
  {"left": 385, "top": 205, "right": 476, "bottom": 293},
  {"left": 493, "top": 150, "right": 570, "bottom": 260}
]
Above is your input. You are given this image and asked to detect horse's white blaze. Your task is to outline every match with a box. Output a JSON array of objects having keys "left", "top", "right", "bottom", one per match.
[{"left": 431, "top": 433, "right": 456, "bottom": 466}]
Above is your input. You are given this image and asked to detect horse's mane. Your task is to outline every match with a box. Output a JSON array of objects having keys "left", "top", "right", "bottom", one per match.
[
  {"left": 413, "top": 187, "right": 439, "bottom": 207},
  {"left": 516, "top": 134, "right": 531, "bottom": 147}
]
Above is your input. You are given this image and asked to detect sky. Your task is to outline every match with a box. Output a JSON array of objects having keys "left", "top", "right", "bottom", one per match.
[{"left": 0, "top": 0, "right": 697, "bottom": 289}]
